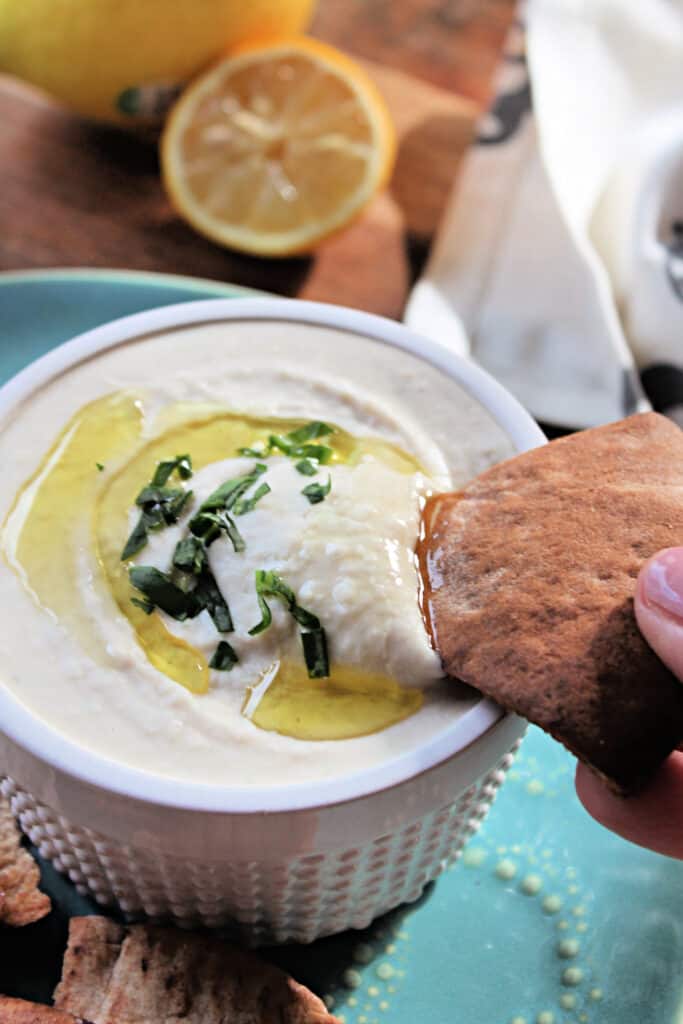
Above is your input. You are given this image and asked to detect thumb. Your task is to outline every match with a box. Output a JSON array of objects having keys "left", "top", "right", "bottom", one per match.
[{"left": 634, "top": 546, "right": 683, "bottom": 682}]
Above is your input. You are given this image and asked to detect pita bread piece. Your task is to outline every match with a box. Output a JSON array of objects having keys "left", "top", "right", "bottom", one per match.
[
  {"left": 0, "top": 796, "right": 51, "bottom": 927},
  {"left": 0, "top": 996, "right": 89, "bottom": 1023},
  {"left": 425, "top": 412, "right": 683, "bottom": 794},
  {"left": 54, "top": 916, "right": 338, "bottom": 1024}
]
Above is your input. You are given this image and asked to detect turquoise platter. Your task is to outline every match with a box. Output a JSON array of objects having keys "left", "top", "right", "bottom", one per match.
[{"left": 0, "top": 269, "right": 681, "bottom": 1023}]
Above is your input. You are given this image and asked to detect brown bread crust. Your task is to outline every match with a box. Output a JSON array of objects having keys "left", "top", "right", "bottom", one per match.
[
  {"left": 428, "top": 413, "right": 683, "bottom": 794},
  {"left": 0, "top": 996, "right": 88, "bottom": 1023},
  {"left": 0, "top": 796, "right": 50, "bottom": 927},
  {"left": 54, "top": 916, "right": 338, "bottom": 1024}
]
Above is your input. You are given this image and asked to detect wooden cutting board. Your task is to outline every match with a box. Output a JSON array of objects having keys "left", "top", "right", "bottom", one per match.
[{"left": 0, "top": 59, "right": 479, "bottom": 319}]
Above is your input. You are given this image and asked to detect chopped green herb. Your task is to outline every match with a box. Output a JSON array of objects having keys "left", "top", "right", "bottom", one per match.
[
  {"left": 286, "top": 421, "right": 333, "bottom": 445},
  {"left": 135, "top": 486, "right": 192, "bottom": 526},
  {"left": 248, "top": 570, "right": 322, "bottom": 637},
  {"left": 301, "top": 628, "right": 329, "bottom": 678},
  {"left": 297, "top": 443, "right": 333, "bottom": 464},
  {"left": 221, "top": 511, "right": 246, "bottom": 554},
  {"left": 129, "top": 566, "right": 198, "bottom": 621},
  {"left": 194, "top": 464, "right": 267, "bottom": 515},
  {"left": 96, "top": 462, "right": 105, "bottom": 472},
  {"left": 172, "top": 535, "right": 207, "bottom": 576},
  {"left": 256, "top": 570, "right": 297, "bottom": 608},
  {"left": 130, "top": 595, "right": 154, "bottom": 615},
  {"left": 268, "top": 433, "right": 295, "bottom": 456},
  {"left": 192, "top": 510, "right": 245, "bottom": 552},
  {"left": 209, "top": 640, "right": 238, "bottom": 671},
  {"left": 190, "top": 463, "right": 266, "bottom": 549},
  {"left": 248, "top": 590, "right": 273, "bottom": 636},
  {"left": 241, "top": 422, "right": 335, "bottom": 466},
  {"left": 121, "top": 457, "right": 194, "bottom": 560},
  {"left": 121, "top": 515, "right": 149, "bottom": 560},
  {"left": 194, "top": 569, "right": 234, "bottom": 632},
  {"left": 237, "top": 444, "right": 267, "bottom": 457},
  {"left": 151, "top": 453, "right": 192, "bottom": 487},
  {"left": 295, "top": 458, "right": 318, "bottom": 476},
  {"left": 302, "top": 476, "right": 331, "bottom": 505},
  {"left": 233, "top": 482, "right": 271, "bottom": 516},
  {"left": 289, "top": 602, "right": 322, "bottom": 630},
  {"left": 247, "top": 571, "right": 329, "bottom": 677}
]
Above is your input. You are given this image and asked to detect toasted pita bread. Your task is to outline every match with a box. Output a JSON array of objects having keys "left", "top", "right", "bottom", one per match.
[
  {"left": 425, "top": 412, "right": 683, "bottom": 794},
  {"left": 0, "top": 996, "right": 88, "bottom": 1023},
  {"left": 0, "top": 796, "right": 51, "bottom": 927},
  {"left": 54, "top": 916, "right": 337, "bottom": 1024}
]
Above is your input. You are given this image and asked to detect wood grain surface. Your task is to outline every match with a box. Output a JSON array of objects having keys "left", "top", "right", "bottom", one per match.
[{"left": 0, "top": 0, "right": 516, "bottom": 318}]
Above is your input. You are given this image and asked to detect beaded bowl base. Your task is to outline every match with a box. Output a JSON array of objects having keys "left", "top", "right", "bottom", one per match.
[{"left": 2, "top": 746, "right": 518, "bottom": 945}]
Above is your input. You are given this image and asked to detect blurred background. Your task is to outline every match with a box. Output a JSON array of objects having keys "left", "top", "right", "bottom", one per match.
[{"left": 0, "top": 0, "right": 516, "bottom": 318}]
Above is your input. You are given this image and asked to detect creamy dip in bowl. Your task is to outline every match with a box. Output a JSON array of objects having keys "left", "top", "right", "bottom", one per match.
[{"left": 0, "top": 299, "right": 544, "bottom": 942}]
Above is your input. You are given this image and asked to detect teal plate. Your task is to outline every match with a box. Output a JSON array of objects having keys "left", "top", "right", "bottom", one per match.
[{"left": 1, "top": 270, "right": 682, "bottom": 1023}]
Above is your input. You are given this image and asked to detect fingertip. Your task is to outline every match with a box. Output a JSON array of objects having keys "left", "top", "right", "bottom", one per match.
[
  {"left": 635, "top": 547, "right": 683, "bottom": 681},
  {"left": 575, "top": 754, "right": 683, "bottom": 859}
]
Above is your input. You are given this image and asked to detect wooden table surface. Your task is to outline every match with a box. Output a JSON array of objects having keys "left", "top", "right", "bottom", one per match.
[{"left": 0, "top": 0, "right": 516, "bottom": 318}]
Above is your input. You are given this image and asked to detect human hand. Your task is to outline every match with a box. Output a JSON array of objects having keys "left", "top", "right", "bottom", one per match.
[{"left": 575, "top": 547, "right": 683, "bottom": 858}]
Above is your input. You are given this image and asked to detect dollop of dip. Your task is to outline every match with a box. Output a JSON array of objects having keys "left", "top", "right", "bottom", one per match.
[{"left": 0, "top": 320, "right": 512, "bottom": 784}]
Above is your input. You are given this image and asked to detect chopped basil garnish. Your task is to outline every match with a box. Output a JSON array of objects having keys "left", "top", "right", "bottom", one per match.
[
  {"left": 125, "top": 446, "right": 334, "bottom": 686},
  {"left": 286, "top": 421, "right": 333, "bottom": 444},
  {"left": 196, "top": 464, "right": 267, "bottom": 514},
  {"left": 233, "top": 482, "right": 271, "bottom": 516},
  {"left": 190, "top": 464, "right": 267, "bottom": 549},
  {"left": 121, "top": 515, "right": 150, "bottom": 561},
  {"left": 267, "top": 434, "right": 295, "bottom": 457},
  {"left": 249, "top": 590, "right": 273, "bottom": 636},
  {"left": 96, "top": 462, "right": 105, "bottom": 472},
  {"left": 249, "top": 570, "right": 298, "bottom": 635},
  {"left": 192, "top": 510, "right": 245, "bottom": 552},
  {"left": 172, "top": 535, "right": 207, "bottom": 576},
  {"left": 219, "top": 511, "right": 246, "bottom": 555},
  {"left": 136, "top": 486, "right": 193, "bottom": 524},
  {"left": 209, "top": 640, "right": 239, "bottom": 671},
  {"left": 194, "top": 569, "right": 234, "bottom": 633},
  {"left": 301, "top": 628, "right": 329, "bottom": 679},
  {"left": 130, "top": 559, "right": 234, "bottom": 634},
  {"left": 302, "top": 476, "right": 331, "bottom": 505},
  {"left": 237, "top": 422, "right": 335, "bottom": 467},
  {"left": 129, "top": 566, "right": 198, "bottom": 621},
  {"left": 237, "top": 444, "right": 267, "bottom": 457},
  {"left": 300, "top": 443, "right": 333, "bottom": 463},
  {"left": 121, "top": 456, "right": 194, "bottom": 561},
  {"left": 247, "top": 570, "right": 329, "bottom": 678},
  {"left": 152, "top": 453, "right": 192, "bottom": 486}
]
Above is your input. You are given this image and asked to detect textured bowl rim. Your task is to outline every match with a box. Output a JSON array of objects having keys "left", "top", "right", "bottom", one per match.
[{"left": 0, "top": 297, "right": 544, "bottom": 813}]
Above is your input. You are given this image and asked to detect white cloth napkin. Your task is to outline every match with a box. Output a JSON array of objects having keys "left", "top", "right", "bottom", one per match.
[{"left": 405, "top": 0, "right": 683, "bottom": 430}]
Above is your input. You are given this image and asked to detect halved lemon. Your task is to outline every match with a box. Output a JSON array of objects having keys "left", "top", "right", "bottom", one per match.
[{"left": 161, "top": 37, "right": 396, "bottom": 257}]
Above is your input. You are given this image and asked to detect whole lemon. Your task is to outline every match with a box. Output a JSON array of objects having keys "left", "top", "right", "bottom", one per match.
[{"left": 0, "top": 0, "right": 316, "bottom": 123}]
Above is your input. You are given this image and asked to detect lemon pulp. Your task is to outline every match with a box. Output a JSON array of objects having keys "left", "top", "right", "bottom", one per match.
[{"left": 3, "top": 392, "right": 425, "bottom": 739}]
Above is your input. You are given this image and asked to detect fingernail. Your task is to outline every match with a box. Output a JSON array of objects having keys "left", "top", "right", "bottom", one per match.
[{"left": 640, "top": 547, "right": 683, "bottom": 621}]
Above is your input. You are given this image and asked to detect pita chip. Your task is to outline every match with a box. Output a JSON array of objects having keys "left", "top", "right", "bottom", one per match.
[
  {"left": 0, "top": 795, "right": 50, "bottom": 927},
  {"left": 54, "top": 916, "right": 338, "bottom": 1024},
  {"left": 0, "top": 996, "right": 89, "bottom": 1023},
  {"left": 424, "top": 412, "right": 683, "bottom": 794}
]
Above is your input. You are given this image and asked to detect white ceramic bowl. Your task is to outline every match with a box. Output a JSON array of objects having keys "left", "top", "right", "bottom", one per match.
[{"left": 0, "top": 298, "right": 544, "bottom": 944}]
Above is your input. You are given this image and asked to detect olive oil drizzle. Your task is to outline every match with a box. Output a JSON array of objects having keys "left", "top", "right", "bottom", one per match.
[{"left": 4, "top": 392, "right": 427, "bottom": 739}]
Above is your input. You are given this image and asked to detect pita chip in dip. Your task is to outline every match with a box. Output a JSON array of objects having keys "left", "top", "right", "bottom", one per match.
[{"left": 420, "top": 412, "right": 683, "bottom": 794}]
